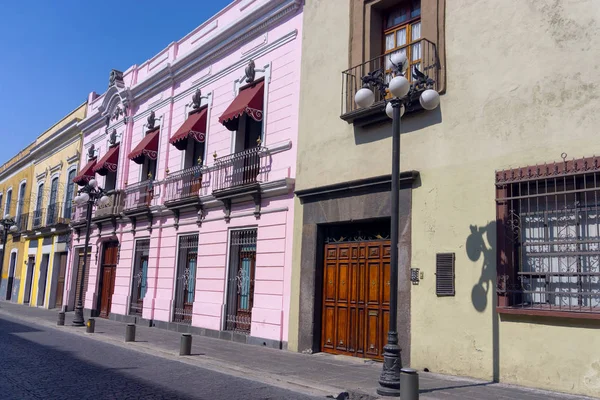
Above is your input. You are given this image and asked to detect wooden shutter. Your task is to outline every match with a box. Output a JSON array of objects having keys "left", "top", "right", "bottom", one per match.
[{"left": 435, "top": 253, "right": 455, "bottom": 296}]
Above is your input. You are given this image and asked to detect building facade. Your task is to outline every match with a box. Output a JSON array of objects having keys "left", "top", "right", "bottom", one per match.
[
  {"left": 0, "top": 143, "right": 35, "bottom": 302},
  {"left": 66, "top": 0, "right": 303, "bottom": 348},
  {"left": 17, "top": 104, "right": 86, "bottom": 309},
  {"left": 289, "top": 0, "right": 600, "bottom": 397}
]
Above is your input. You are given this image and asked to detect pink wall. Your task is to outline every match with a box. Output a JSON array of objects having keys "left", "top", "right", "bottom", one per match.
[{"left": 64, "top": 0, "right": 303, "bottom": 345}]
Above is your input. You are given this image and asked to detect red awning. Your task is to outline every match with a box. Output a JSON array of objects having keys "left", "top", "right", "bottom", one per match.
[
  {"left": 218, "top": 80, "right": 264, "bottom": 131},
  {"left": 92, "top": 144, "right": 120, "bottom": 176},
  {"left": 170, "top": 107, "right": 208, "bottom": 151},
  {"left": 73, "top": 158, "right": 97, "bottom": 186},
  {"left": 128, "top": 128, "right": 160, "bottom": 165}
]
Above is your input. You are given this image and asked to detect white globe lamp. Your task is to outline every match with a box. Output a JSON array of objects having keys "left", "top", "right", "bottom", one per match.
[
  {"left": 385, "top": 102, "right": 405, "bottom": 119},
  {"left": 388, "top": 76, "right": 410, "bottom": 98},
  {"left": 99, "top": 195, "right": 110, "bottom": 206},
  {"left": 79, "top": 193, "right": 90, "bottom": 203},
  {"left": 89, "top": 179, "right": 98, "bottom": 188},
  {"left": 9, "top": 225, "right": 18, "bottom": 233},
  {"left": 355, "top": 87, "right": 375, "bottom": 108},
  {"left": 419, "top": 89, "right": 440, "bottom": 111},
  {"left": 390, "top": 52, "right": 408, "bottom": 73}
]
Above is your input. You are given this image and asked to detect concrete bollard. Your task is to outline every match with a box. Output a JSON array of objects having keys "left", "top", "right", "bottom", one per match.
[
  {"left": 57, "top": 312, "right": 65, "bottom": 326},
  {"left": 400, "top": 368, "right": 419, "bottom": 400},
  {"left": 86, "top": 319, "right": 95, "bottom": 333},
  {"left": 125, "top": 324, "right": 136, "bottom": 342},
  {"left": 180, "top": 333, "right": 192, "bottom": 356}
]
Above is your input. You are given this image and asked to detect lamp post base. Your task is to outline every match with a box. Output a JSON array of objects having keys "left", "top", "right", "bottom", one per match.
[
  {"left": 376, "top": 331, "right": 402, "bottom": 397},
  {"left": 72, "top": 304, "right": 85, "bottom": 326}
]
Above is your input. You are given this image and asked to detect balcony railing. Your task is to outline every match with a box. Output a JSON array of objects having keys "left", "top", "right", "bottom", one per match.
[
  {"left": 341, "top": 38, "right": 439, "bottom": 118},
  {"left": 31, "top": 203, "right": 70, "bottom": 229},
  {"left": 15, "top": 213, "right": 28, "bottom": 232},
  {"left": 213, "top": 147, "right": 264, "bottom": 193},
  {"left": 124, "top": 180, "right": 156, "bottom": 212},
  {"left": 164, "top": 165, "right": 204, "bottom": 204},
  {"left": 70, "top": 204, "right": 89, "bottom": 225},
  {"left": 94, "top": 190, "right": 125, "bottom": 219},
  {"left": 32, "top": 209, "right": 44, "bottom": 229}
]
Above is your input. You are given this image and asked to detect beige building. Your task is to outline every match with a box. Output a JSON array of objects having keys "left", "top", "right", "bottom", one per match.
[{"left": 288, "top": 0, "right": 600, "bottom": 397}]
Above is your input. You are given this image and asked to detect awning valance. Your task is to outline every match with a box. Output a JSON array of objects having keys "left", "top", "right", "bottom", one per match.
[
  {"left": 170, "top": 107, "right": 208, "bottom": 151},
  {"left": 73, "top": 158, "right": 97, "bottom": 186},
  {"left": 128, "top": 128, "right": 160, "bottom": 165},
  {"left": 218, "top": 80, "right": 264, "bottom": 131},
  {"left": 93, "top": 144, "right": 120, "bottom": 176}
]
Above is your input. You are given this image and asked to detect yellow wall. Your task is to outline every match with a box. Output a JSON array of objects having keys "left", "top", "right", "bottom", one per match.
[{"left": 292, "top": 0, "right": 600, "bottom": 396}]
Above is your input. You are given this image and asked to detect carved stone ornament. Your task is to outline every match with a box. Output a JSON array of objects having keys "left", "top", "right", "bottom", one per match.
[
  {"left": 245, "top": 59, "right": 255, "bottom": 83},
  {"left": 109, "top": 129, "right": 117, "bottom": 146},
  {"left": 109, "top": 69, "right": 124, "bottom": 88},
  {"left": 147, "top": 110, "right": 156, "bottom": 130},
  {"left": 87, "top": 144, "right": 96, "bottom": 160},
  {"left": 105, "top": 115, "right": 110, "bottom": 127},
  {"left": 191, "top": 89, "right": 202, "bottom": 109}
]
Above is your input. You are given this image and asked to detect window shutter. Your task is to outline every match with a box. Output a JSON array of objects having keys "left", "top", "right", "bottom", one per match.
[{"left": 436, "top": 253, "right": 455, "bottom": 296}]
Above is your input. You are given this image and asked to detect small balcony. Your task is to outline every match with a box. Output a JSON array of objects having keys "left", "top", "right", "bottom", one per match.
[
  {"left": 94, "top": 190, "right": 125, "bottom": 220},
  {"left": 70, "top": 204, "right": 89, "bottom": 227},
  {"left": 213, "top": 147, "right": 264, "bottom": 195},
  {"left": 14, "top": 213, "right": 29, "bottom": 234},
  {"left": 124, "top": 180, "right": 157, "bottom": 215},
  {"left": 340, "top": 39, "right": 439, "bottom": 126},
  {"left": 163, "top": 165, "right": 204, "bottom": 208}
]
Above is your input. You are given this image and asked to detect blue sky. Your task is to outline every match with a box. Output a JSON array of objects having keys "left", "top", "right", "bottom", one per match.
[{"left": 0, "top": 0, "right": 233, "bottom": 166}]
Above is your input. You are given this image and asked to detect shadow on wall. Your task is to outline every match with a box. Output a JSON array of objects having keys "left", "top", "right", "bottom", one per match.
[
  {"left": 466, "top": 221, "right": 499, "bottom": 382},
  {"left": 353, "top": 105, "right": 443, "bottom": 145}
]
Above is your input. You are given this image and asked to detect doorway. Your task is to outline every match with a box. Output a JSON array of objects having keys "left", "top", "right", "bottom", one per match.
[
  {"left": 53, "top": 253, "right": 67, "bottom": 309},
  {"left": 6, "top": 252, "right": 17, "bottom": 301},
  {"left": 98, "top": 242, "right": 119, "bottom": 318},
  {"left": 37, "top": 254, "right": 50, "bottom": 307},
  {"left": 23, "top": 256, "right": 35, "bottom": 304}
]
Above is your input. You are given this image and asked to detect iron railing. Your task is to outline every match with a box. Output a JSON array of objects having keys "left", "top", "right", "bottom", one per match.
[
  {"left": 94, "top": 191, "right": 125, "bottom": 219},
  {"left": 124, "top": 180, "right": 156, "bottom": 212},
  {"left": 70, "top": 204, "right": 89, "bottom": 225},
  {"left": 341, "top": 39, "right": 439, "bottom": 116},
  {"left": 496, "top": 157, "right": 600, "bottom": 314},
  {"left": 32, "top": 209, "right": 45, "bottom": 229},
  {"left": 46, "top": 202, "right": 68, "bottom": 226},
  {"left": 164, "top": 165, "right": 204, "bottom": 203},
  {"left": 213, "top": 147, "right": 264, "bottom": 192},
  {"left": 15, "top": 213, "right": 28, "bottom": 232}
]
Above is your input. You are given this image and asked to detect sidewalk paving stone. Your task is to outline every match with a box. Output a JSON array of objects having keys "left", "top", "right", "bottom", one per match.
[{"left": 0, "top": 301, "right": 596, "bottom": 400}]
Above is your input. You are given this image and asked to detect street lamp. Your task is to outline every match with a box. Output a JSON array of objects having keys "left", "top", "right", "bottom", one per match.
[
  {"left": 354, "top": 53, "right": 439, "bottom": 397},
  {"left": 71, "top": 178, "right": 110, "bottom": 326},
  {"left": 0, "top": 215, "right": 19, "bottom": 289}
]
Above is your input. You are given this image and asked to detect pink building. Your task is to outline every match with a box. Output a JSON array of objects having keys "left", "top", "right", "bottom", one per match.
[{"left": 65, "top": 0, "right": 303, "bottom": 348}]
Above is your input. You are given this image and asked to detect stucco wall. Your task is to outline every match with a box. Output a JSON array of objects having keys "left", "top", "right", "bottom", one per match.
[{"left": 292, "top": 0, "right": 600, "bottom": 396}]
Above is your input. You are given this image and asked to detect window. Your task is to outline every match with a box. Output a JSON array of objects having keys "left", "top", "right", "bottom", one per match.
[
  {"left": 4, "top": 189, "right": 12, "bottom": 217},
  {"left": 47, "top": 177, "right": 59, "bottom": 225},
  {"left": 0, "top": 194, "right": 3, "bottom": 217},
  {"left": 383, "top": 0, "right": 421, "bottom": 83},
  {"left": 234, "top": 114, "right": 262, "bottom": 154},
  {"left": 184, "top": 137, "right": 205, "bottom": 169},
  {"left": 16, "top": 183, "right": 26, "bottom": 224},
  {"left": 64, "top": 169, "right": 76, "bottom": 219},
  {"left": 142, "top": 157, "right": 157, "bottom": 182},
  {"left": 130, "top": 239, "right": 150, "bottom": 316},
  {"left": 496, "top": 157, "right": 600, "bottom": 316},
  {"left": 105, "top": 171, "right": 117, "bottom": 191},
  {"left": 34, "top": 184, "right": 44, "bottom": 228},
  {"left": 173, "top": 234, "right": 198, "bottom": 324}
]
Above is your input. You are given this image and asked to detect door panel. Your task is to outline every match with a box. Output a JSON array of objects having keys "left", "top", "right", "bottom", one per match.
[
  {"left": 54, "top": 253, "right": 67, "bottom": 309},
  {"left": 321, "top": 240, "right": 391, "bottom": 360},
  {"left": 98, "top": 242, "right": 119, "bottom": 318}
]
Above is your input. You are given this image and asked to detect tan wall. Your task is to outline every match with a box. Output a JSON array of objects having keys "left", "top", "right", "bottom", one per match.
[
  {"left": 292, "top": 0, "right": 600, "bottom": 396},
  {"left": 35, "top": 104, "right": 86, "bottom": 144}
]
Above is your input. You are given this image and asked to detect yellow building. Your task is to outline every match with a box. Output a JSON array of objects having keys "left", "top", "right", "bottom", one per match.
[
  {"left": 18, "top": 103, "right": 86, "bottom": 309},
  {"left": 0, "top": 143, "right": 35, "bottom": 302},
  {"left": 290, "top": 0, "right": 600, "bottom": 397}
]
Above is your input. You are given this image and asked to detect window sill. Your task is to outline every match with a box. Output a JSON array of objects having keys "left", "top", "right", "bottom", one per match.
[{"left": 497, "top": 306, "right": 600, "bottom": 321}]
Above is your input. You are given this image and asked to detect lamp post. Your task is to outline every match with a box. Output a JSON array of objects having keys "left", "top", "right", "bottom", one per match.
[
  {"left": 71, "top": 178, "right": 110, "bottom": 326},
  {"left": 0, "top": 216, "right": 19, "bottom": 291},
  {"left": 354, "top": 53, "right": 440, "bottom": 397}
]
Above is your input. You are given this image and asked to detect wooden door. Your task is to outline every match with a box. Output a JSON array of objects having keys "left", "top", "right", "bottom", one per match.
[
  {"left": 321, "top": 240, "right": 390, "bottom": 360},
  {"left": 23, "top": 256, "right": 35, "bottom": 304},
  {"left": 54, "top": 253, "right": 67, "bottom": 309},
  {"left": 98, "top": 242, "right": 118, "bottom": 318},
  {"left": 75, "top": 251, "right": 91, "bottom": 308}
]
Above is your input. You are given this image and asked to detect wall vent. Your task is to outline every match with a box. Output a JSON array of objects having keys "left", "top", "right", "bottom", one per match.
[{"left": 436, "top": 253, "right": 455, "bottom": 296}]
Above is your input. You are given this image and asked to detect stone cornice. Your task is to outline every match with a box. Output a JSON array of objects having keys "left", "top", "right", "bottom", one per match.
[
  {"left": 79, "top": 0, "right": 301, "bottom": 134},
  {"left": 30, "top": 118, "right": 81, "bottom": 161}
]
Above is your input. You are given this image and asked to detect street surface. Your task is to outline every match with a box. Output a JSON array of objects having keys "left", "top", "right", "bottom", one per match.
[{"left": 0, "top": 314, "right": 322, "bottom": 400}]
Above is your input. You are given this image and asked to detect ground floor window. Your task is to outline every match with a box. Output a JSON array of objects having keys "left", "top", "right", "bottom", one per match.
[
  {"left": 225, "top": 228, "right": 257, "bottom": 334},
  {"left": 496, "top": 157, "right": 600, "bottom": 315},
  {"left": 130, "top": 239, "right": 150, "bottom": 316},
  {"left": 173, "top": 234, "right": 198, "bottom": 324}
]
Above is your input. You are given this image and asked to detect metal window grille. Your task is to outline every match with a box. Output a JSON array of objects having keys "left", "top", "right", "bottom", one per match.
[
  {"left": 129, "top": 239, "right": 150, "bottom": 316},
  {"left": 436, "top": 253, "right": 455, "bottom": 296},
  {"left": 173, "top": 234, "right": 199, "bottom": 324},
  {"left": 225, "top": 228, "right": 257, "bottom": 335},
  {"left": 496, "top": 156, "right": 600, "bottom": 314}
]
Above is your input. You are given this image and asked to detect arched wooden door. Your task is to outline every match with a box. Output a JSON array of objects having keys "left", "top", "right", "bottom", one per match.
[{"left": 321, "top": 240, "right": 391, "bottom": 360}]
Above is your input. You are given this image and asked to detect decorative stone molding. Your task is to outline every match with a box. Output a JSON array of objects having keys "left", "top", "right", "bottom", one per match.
[
  {"left": 66, "top": 152, "right": 80, "bottom": 165},
  {"left": 49, "top": 160, "right": 63, "bottom": 174}
]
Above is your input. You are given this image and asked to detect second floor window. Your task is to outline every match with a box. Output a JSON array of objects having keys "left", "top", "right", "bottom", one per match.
[
  {"left": 16, "top": 182, "right": 26, "bottom": 220},
  {"left": 4, "top": 189, "right": 12, "bottom": 217},
  {"left": 64, "top": 169, "right": 76, "bottom": 219},
  {"left": 184, "top": 138, "right": 205, "bottom": 169},
  {"left": 384, "top": 0, "right": 421, "bottom": 82},
  {"left": 142, "top": 157, "right": 157, "bottom": 181},
  {"left": 34, "top": 184, "right": 44, "bottom": 227}
]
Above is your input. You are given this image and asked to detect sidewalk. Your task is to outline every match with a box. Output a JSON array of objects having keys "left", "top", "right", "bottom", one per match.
[{"left": 0, "top": 302, "right": 595, "bottom": 400}]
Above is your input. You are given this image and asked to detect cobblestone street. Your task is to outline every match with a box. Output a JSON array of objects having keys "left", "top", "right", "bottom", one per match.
[{"left": 0, "top": 313, "right": 320, "bottom": 400}]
